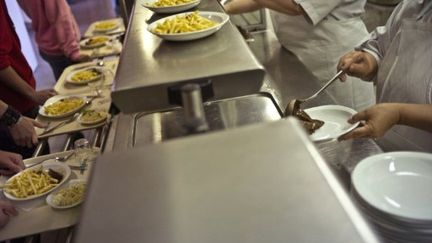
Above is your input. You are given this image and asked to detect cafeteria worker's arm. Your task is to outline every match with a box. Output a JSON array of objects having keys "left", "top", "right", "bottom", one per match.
[
  {"left": 224, "top": 0, "right": 304, "bottom": 16},
  {"left": 337, "top": 3, "right": 405, "bottom": 81},
  {"left": 339, "top": 104, "right": 432, "bottom": 140}
]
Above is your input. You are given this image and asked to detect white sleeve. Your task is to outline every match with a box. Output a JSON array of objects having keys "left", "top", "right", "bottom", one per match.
[
  {"left": 356, "top": 2, "right": 407, "bottom": 64},
  {"left": 294, "top": 0, "right": 342, "bottom": 25}
]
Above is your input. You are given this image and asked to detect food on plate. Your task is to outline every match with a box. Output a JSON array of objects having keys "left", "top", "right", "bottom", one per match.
[
  {"left": 151, "top": 0, "right": 194, "bottom": 7},
  {"left": 84, "top": 36, "right": 109, "bottom": 47},
  {"left": 44, "top": 97, "right": 84, "bottom": 116},
  {"left": 4, "top": 169, "right": 61, "bottom": 198},
  {"left": 294, "top": 109, "right": 325, "bottom": 134},
  {"left": 79, "top": 110, "right": 108, "bottom": 124},
  {"left": 52, "top": 182, "right": 86, "bottom": 206},
  {"left": 70, "top": 68, "right": 102, "bottom": 83},
  {"left": 153, "top": 12, "right": 217, "bottom": 34},
  {"left": 94, "top": 21, "right": 118, "bottom": 32}
]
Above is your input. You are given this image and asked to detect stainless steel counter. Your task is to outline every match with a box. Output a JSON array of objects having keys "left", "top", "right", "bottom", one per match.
[
  {"left": 75, "top": 118, "right": 379, "bottom": 243},
  {"left": 112, "top": 1, "right": 265, "bottom": 113}
]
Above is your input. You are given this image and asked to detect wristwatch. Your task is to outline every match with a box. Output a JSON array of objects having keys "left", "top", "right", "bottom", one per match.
[{"left": 0, "top": 106, "right": 22, "bottom": 127}]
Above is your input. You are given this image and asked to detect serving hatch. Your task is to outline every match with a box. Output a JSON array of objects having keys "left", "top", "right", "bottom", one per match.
[{"left": 111, "top": 0, "right": 265, "bottom": 113}]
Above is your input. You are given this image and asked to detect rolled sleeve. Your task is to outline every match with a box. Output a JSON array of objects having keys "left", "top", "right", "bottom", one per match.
[{"left": 294, "top": 0, "right": 342, "bottom": 25}]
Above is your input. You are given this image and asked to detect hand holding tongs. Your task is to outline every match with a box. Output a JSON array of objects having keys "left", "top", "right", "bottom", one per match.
[{"left": 284, "top": 70, "right": 344, "bottom": 117}]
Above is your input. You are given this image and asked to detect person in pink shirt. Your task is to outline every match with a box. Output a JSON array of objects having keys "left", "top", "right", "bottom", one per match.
[{"left": 18, "top": 0, "right": 90, "bottom": 80}]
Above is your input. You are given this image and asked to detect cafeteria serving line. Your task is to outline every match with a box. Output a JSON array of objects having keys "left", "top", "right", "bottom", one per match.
[{"left": 1, "top": 0, "right": 432, "bottom": 242}]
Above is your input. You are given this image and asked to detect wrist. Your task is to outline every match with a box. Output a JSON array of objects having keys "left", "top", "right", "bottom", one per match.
[{"left": 0, "top": 106, "right": 22, "bottom": 127}]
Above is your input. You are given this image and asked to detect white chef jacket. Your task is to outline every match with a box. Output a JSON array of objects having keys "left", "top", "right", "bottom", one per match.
[
  {"left": 359, "top": 0, "right": 432, "bottom": 152},
  {"left": 271, "top": 0, "right": 375, "bottom": 111}
]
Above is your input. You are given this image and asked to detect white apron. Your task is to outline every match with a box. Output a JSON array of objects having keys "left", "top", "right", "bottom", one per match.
[
  {"left": 271, "top": 13, "right": 375, "bottom": 111},
  {"left": 376, "top": 18, "right": 432, "bottom": 152}
]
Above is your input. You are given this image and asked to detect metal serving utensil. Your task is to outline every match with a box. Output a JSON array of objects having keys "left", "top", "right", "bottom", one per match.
[{"left": 284, "top": 70, "right": 344, "bottom": 117}]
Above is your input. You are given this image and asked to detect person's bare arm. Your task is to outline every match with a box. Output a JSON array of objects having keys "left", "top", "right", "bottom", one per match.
[
  {"left": 398, "top": 104, "right": 432, "bottom": 133},
  {"left": 254, "top": 0, "right": 304, "bottom": 15},
  {"left": 224, "top": 0, "right": 261, "bottom": 14},
  {"left": 339, "top": 103, "right": 432, "bottom": 140},
  {"left": 224, "top": 0, "right": 303, "bottom": 15},
  {"left": 0, "top": 67, "right": 35, "bottom": 100},
  {"left": 0, "top": 67, "right": 56, "bottom": 105},
  {"left": 0, "top": 100, "right": 7, "bottom": 117}
]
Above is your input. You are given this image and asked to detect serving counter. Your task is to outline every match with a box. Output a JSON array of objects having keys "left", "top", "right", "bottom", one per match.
[{"left": 0, "top": 0, "right": 385, "bottom": 241}]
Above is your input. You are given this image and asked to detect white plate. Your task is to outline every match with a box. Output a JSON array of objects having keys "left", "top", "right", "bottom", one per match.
[
  {"left": 141, "top": 0, "right": 200, "bottom": 13},
  {"left": 93, "top": 20, "right": 120, "bottom": 33},
  {"left": 304, "top": 105, "right": 359, "bottom": 142},
  {"left": 3, "top": 160, "right": 71, "bottom": 201},
  {"left": 65, "top": 66, "right": 104, "bottom": 85},
  {"left": 147, "top": 11, "right": 229, "bottom": 41},
  {"left": 46, "top": 179, "right": 86, "bottom": 209},
  {"left": 77, "top": 110, "right": 108, "bottom": 125},
  {"left": 39, "top": 95, "right": 86, "bottom": 119},
  {"left": 80, "top": 35, "right": 110, "bottom": 49},
  {"left": 352, "top": 152, "right": 432, "bottom": 221}
]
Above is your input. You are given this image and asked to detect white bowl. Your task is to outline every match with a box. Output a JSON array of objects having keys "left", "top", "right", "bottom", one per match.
[
  {"left": 46, "top": 179, "right": 86, "bottom": 209},
  {"left": 3, "top": 160, "right": 71, "bottom": 201},
  {"left": 65, "top": 66, "right": 104, "bottom": 85},
  {"left": 147, "top": 11, "right": 229, "bottom": 41},
  {"left": 93, "top": 20, "right": 120, "bottom": 33},
  {"left": 77, "top": 110, "right": 108, "bottom": 125},
  {"left": 80, "top": 35, "right": 110, "bottom": 49},
  {"left": 352, "top": 152, "right": 432, "bottom": 221},
  {"left": 304, "top": 105, "right": 359, "bottom": 142},
  {"left": 39, "top": 95, "right": 86, "bottom": 119},
  {"left": 141, "top": 0, "right": 200, "bottom": 14}
]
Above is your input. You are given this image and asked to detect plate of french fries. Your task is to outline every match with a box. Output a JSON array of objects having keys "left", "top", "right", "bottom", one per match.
[
  {"left": 80, "top": 35, "right": 110, "bottom": 49},
  {"left": 147, "top": 11, "right": 229, "bottom": 41},
  {"left": 46, "top": 179, "right": 86, "bottom": 209},
  {"left": 141, "top": 0, "right": 200, "bottom": 14},
  {"left": 39, "top": 95, "right": 86, "bottom": 118},
  {"left": 2, "top": 160, "right": 71, "bottom": 201},
  {"left": 93, "top": 20, "right": 120, "bottom": 33},
  {"left": 65, "top": 66, "right": 104, "bottom": 85}
]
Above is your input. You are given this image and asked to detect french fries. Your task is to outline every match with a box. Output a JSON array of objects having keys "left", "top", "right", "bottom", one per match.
[
  {"left": 44, "top": 97, "right": 84, "bottom": 116},
  {"left": 71, "top": 69, "right": 101, "bottom": 83},
  {"left": 152, "top": 0, "right": 194, "bottom": 7},
  {"left": 154, "top": 12, "right": 217, "bottom": 34},
  {"left": 4, "top": 170, "right": 60, "bottom": 198},
  {"left": 94, "top": 21, "right": 118, "bottom": 31}
]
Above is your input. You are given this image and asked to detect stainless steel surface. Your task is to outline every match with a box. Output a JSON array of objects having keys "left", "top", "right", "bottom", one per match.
[
  {"left": 112, "top": 0, "right": 265, "bottom": 113},
  {"left": 181, "top": 84, "right": 209, "bottom": 133},
  {"left": 74, "top": 118, "right": 379, "bottom": 243},
  {"left": 112, "top": 94, "right": 280, "bottom": 147},
  {"left": 32, "top": 141, "right": 47, "bottom": 157}
]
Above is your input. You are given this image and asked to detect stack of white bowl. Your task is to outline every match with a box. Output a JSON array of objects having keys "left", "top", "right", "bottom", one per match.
[{"left": 351, "top": 152, "right": 432, "bottom": 243}]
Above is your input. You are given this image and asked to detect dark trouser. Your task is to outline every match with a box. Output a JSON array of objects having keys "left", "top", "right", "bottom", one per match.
[
  {"left": 39, "top": 51, "right": 75, "bottom": 80},
  {"left": 0, "top": 107, "right": 49, "bottom": 159}
]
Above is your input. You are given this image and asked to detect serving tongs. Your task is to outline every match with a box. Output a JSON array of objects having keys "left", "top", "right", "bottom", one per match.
[{"left": 284, "top": 70, "right": 344, "bottom": 117}]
